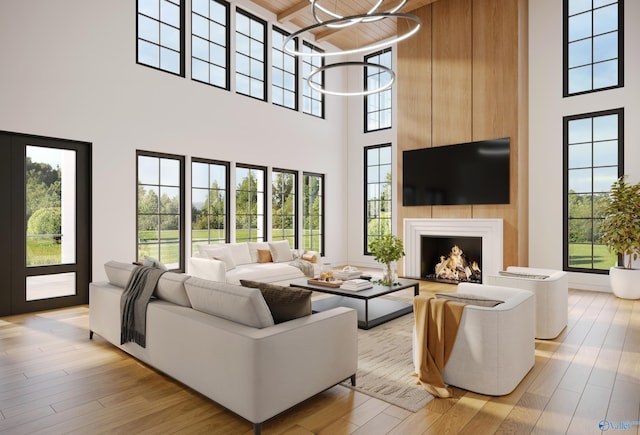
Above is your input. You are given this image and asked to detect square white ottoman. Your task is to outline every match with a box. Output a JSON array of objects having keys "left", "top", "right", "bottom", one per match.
[{"left": 487, "top": 266, "right": 568, "bottom": 339}]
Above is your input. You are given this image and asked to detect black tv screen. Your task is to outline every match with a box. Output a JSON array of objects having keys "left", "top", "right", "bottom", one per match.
[{"left": 402, "top": 137, "right": 510, "bottom": 206}]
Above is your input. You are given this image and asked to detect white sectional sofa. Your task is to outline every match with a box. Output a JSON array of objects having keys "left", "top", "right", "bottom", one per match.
[
  {"left": 188, "top": 240, "right": 321, "bottom": 285},
  {"left": 89, "top": 261, "right": 357, "bottom": 434}
]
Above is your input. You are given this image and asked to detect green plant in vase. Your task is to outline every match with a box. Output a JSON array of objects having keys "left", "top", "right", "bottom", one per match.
[
  {"left": 600, "top": 175, "right": 640, "bottom": 299},
  {"left": 369, "top": 234, "right": 405, "bottom": 286}
]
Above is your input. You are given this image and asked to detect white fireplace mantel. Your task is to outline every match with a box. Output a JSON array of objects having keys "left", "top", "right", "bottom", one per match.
[{"left": 403, "top": 218, "right": 504, "bottom": 283}]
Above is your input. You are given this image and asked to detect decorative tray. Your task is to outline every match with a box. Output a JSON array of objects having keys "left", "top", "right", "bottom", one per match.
[{"left": 307, "top": 279, "right": 344, "bottom": 288}]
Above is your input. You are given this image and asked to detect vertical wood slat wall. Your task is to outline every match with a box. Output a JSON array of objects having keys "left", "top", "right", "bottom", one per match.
[{"left": 397, "top": 0, "right": 529, "bottom": 273}]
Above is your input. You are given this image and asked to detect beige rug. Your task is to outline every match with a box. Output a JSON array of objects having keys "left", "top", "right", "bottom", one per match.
[{"left": 341, "top": 312, "right": 434, "bottom": 412}]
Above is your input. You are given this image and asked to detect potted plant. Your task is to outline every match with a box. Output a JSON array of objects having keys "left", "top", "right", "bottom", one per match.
[
  {"left": 369, "top": 234, "right": 405, "bottom": 286},
  {"left": 600, "top": 176, "right": 640, "bottom": 299}
]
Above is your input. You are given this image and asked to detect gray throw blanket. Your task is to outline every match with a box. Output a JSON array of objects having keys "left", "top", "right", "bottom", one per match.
[
  {"left": 120, "top": 265, "right": 166, "bottom": 347},
  {"left": 288, "top": 258, "right": 316, "bottom": 277}
]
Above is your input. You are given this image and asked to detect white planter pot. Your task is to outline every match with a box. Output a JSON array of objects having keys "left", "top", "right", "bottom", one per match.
[{"left": 609, "top": 267, "right": 640, "bottom": 300}]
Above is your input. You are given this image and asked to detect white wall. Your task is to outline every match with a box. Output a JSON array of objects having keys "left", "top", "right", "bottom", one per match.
[
  {"left": 529, "top": 0, "right": 640, "bottom": 291},
  {"left": 345, "top": 45, "right": 398, "bottom": 272},
  {"left": 0, "top": 0, "right": 348, "bottom": 280}
]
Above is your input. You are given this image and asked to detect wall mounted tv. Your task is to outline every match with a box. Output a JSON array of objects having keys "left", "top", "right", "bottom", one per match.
[{"left": 402, "top": 137, "right": 510, "bottom": 206}]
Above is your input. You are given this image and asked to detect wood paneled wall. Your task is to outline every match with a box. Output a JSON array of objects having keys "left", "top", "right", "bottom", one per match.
[{"left": 397, "top": 0, "right": 528, "bottom": 272}]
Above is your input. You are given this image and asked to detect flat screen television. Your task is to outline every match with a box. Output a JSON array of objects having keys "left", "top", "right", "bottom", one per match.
[{"left": 402, "top": 137, "right": 510, "bottom": 206}]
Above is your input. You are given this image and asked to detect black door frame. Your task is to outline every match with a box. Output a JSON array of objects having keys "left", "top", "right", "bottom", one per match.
[{"left": 0, "top": 131, "right": 92, "bottom": 316}]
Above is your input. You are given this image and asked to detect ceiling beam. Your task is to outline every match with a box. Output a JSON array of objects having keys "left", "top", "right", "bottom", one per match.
[
  {"left": 312, "top": 0, "right": 438, "bottom": 44},
  {"left": 278, "top": 0, "right": 309, "bottom": 22}
]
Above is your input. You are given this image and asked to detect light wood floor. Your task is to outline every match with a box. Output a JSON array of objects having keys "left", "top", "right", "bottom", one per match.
[{"left": 1, "top": 286, "right": 639, "bottom": 434}]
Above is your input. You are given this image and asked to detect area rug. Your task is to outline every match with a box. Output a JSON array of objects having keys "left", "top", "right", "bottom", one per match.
[{"left": 341, "top": 313, "right": 434, "bottom": 412}]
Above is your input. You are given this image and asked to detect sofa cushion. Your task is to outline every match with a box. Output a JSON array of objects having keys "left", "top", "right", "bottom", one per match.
[
  {"left": 104, "top": 261, "right": 137, "bottom": 288},
  {"left": 268, "top": 240, "right": 293, "bottom": 263},
  {"left": 435, "top": 292, "right": 504, "bottom": 307},
  {"left": 229, "top": 243, "right": 252, "bottom": 265},
  {"left": 257, "top": 249, "right": 273, "bottom": 263},
  {"left": 184, "top": 277, "right": 275, "bottom": 328},
  {"left": 226, "top": 262, "right": 305, "bottom": 285},
  {"left": 155, "top": 272, "right": 192, "bottom": 307},
  {"left": 241, "top": 280, "right": 312, "bottom": 324}
]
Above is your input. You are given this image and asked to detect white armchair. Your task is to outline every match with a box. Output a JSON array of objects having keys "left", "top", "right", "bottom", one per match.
[
  {"left": 487, "top": 266, "right": 568, "bottom": 339},
  {"left": 434, "top": 283, "right": 535, "bottom": 396}
]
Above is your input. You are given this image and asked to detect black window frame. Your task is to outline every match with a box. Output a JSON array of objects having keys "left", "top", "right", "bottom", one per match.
[
  {"left": 271, "top": 168, "right": 298, "bottom": 248},
  {"left": 272, "top": 27, "right": 299, "bottom": 111},
  {"left": 364, "top": 48, "right": 393, "bottom": 133},
  {"left": 235, "top": 163, "right": 267, "bottom": 243},
  {"left": 301, "top": 41, "right": 325, "bottom": 119},
  {"left": 136, "top": 150, "right": 186, "bottom": 272},
  {"left": 191, "top": 0, "right": 230, "bottom": 90},
  {"left": 302, "top": 171, "right": 325, "bottom": 255},
  {"left": 563, "top": 108, "right": 624, "bottom": 274},
  {"left": 191, "top": 158, "right": 231, "bottom": 254},
  {"left": 136, "top": 0, "right": 186, "bottom": 76},
  {"left": 234, "top": 8, "right": 267, "bottom": 101},
  {"left": 563, "top": 0, "right": 624, "bottom": 97},
  {"left": 364, "top": 144, "right": 393, "bottom": 255}
]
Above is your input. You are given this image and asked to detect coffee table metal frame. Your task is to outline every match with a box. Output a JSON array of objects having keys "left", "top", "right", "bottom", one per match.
[{"left": 290, "top": 278, "right": 419, "bottom": 329}]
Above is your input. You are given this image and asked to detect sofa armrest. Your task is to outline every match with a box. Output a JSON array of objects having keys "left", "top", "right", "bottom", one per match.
[{"left": 188, "top": 257, "right": 226, "bottom": 282}]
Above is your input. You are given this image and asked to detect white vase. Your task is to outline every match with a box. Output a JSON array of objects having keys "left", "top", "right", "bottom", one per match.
[{"left": 609, "top": 266, "right": 640, "bottom": 300}]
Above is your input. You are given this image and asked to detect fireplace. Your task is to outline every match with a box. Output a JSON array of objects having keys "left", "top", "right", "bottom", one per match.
[
  {"left": 404, "top": 218, "right": 503, "bottom": 283},
  {"left": 421, "top": 236, "right": 482, "bottom": 283}
]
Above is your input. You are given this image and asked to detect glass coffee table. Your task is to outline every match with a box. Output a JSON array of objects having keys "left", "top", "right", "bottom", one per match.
[{"left": 290, "top": 278, "right": 419, "bottom": 329}]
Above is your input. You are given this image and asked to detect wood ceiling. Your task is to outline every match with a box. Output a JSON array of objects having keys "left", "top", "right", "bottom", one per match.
[{"left": 252, "top": 0, "right": 438, "bottom": 51}]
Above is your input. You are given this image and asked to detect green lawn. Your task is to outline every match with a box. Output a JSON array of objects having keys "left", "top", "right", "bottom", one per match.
[
  {"left": 26, "top": 237, "right": 62, "bottom": 266},
  {"left": 568, "top": 243, "right": 617, "bottom": 270}
]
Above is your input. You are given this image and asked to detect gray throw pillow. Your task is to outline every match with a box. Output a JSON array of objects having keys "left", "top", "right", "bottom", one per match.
[
  {"left": 240, "top": 280, "right": 312, "bottom": 324},
  {"left": 435, "top": 292, "right": 504, "bottom": 307}
]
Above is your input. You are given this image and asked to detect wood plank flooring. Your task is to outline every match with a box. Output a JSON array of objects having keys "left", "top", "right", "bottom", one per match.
[{"left": 1, "top": 287, "right": 639, "bottom": 434}]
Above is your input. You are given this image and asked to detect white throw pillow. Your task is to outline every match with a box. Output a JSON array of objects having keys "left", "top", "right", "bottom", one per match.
[
  {"left": 247, "top": 242, "right": 270, "bottom": 263},
  {"left": 198, "top": 245, "right": 236, "bottom": 271},
  {"left": 229, "top": 243, "right": 252, "bottom": 265},
  {"left": 268, "top": 240, "right": 293, "bottom": 263},
  {"left": 184, "top": 277, "right": 274, "bottom": 328}
]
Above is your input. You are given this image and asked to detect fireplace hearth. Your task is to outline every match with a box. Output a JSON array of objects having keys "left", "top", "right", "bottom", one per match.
[{"left": 421, "top": 236, "right": 482, "bottom": 283}]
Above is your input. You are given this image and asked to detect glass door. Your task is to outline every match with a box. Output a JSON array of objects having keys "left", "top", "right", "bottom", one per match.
[{"left": 0, "top": 132, "right": 91, "bottom": 316}]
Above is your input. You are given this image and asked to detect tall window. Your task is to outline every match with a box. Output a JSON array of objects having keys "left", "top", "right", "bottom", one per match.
[
  {"left": 365, "top": 145, "right": 392, "bottom": 254},
  {"left": 564, "top": 0, "right": 623, "bottom": 96},
  {"left": 235, "top": 9, "right": 266, "bottom": 101},
  {"left": 272, "top": 169, "right": 297, "bottom": 247},
  {"left": 191, "top": 0, "right": 229, "bottom": 89},
  {"left": 137, "top": 151, "right": 185, "bottom": 270},
  {"left": 272, "top": 27, "right": 298, "bottom": 110},
  {"left": 236, "top": 165, "right": 266, "bottom": 242},
  {"left": 191, "top": 159, "right": 229, "bottom": 253},
  {"left": 137, "top": 0, "right": 185, "bottom": 75},
  {"left": 303, "top": 172, "right": 324, "bottom": 254},
  {"left": 564, "top": 109, "right": 623, "bottom": 272},
  {"left": 364, "top": 48, "right": 392, "bottom": 132},
  {"left": 302, "top": 42, "right": 324, "bottom": 118}
]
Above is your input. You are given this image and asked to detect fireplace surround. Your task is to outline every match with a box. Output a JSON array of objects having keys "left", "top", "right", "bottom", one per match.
[{"left": 403, "top": 218, "right": 503, "bottom": 283}]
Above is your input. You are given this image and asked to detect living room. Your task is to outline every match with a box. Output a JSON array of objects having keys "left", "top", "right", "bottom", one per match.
[{"left": 1, "top": 0, "right": 639, "bottom": 433}]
